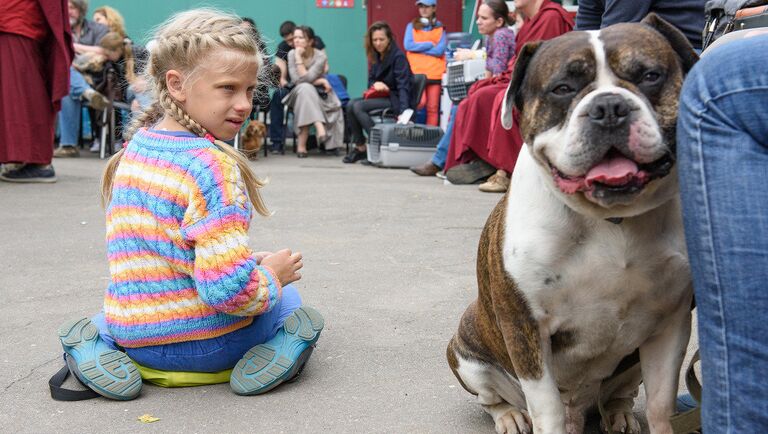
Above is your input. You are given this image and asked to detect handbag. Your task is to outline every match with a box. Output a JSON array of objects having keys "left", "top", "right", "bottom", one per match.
[{"left": 363, "top": 86, "right": 390, "bottom": 100}]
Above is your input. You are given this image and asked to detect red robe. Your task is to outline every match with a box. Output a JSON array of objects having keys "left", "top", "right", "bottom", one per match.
[
  {"left": 444, "top": 1, "right": 574, "bottom": 174},
  {"left": 0, "top": 0, "right": 73, "bottom": 165}
]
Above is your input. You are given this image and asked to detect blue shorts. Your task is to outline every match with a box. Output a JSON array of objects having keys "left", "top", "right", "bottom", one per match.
[{"left": 92, "top": 284, "right": 302, "bottom": 372}]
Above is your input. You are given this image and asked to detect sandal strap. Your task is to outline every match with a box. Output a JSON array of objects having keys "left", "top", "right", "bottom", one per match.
[{"left": 48, "top": 355, "right": 101, "bottom": 401}]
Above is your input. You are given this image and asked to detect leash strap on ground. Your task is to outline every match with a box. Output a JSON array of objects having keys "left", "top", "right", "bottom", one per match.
[
  {"left": 48, "top": 356, "right": 100, "bottom": 401},
  {"left": 670, "top": 349, "right": 702, "bottom": 434}
]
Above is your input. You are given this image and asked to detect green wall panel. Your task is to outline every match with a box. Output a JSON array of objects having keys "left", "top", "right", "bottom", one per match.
[
  {"left": 89, "top": 0, "right": 369, "bottom": 95},
  {"left": 87, "top": 1, "right": 485, "bottom": 96}
]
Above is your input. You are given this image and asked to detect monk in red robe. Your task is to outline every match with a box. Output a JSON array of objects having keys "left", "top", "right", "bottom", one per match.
[
  {"left": 0, "top": 0, "right": 73, "bottom": 183},
  {"left": 444, "top": 0, "right": 573, "bottom": 192}
]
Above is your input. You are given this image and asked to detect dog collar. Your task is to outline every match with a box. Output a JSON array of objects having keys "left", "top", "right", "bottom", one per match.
[{"left": 605, "top": 217, "right": 623, "bottom": 224}]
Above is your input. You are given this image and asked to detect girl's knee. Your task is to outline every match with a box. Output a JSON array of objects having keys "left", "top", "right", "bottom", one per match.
[{"left": 281, "top": 284, "right": 303, "bottom": 312}]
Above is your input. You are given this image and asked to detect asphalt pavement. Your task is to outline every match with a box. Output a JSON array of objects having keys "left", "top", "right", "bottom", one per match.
[{"left": 0, "top": 149, "right": 696, "bottom": 433}]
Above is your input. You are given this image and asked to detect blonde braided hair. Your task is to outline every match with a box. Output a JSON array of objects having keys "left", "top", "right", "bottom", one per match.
[{"left": 102, "top": 9, "right": 270, "bottom": 217}]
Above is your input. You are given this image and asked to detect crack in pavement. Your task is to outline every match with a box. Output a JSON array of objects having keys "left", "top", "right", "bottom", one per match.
[{"left": 4, "top": 356, "right": 60, "bottom": 391}]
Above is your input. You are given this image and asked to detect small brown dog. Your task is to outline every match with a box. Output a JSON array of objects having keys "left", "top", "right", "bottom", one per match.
[{"left": 240, "top": 121, "right": 267, "bottom": 160}]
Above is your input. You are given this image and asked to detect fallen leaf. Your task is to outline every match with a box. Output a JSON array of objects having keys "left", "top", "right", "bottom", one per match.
[{"left": 138, "top": 414, "right": 160, "bottom": 423}]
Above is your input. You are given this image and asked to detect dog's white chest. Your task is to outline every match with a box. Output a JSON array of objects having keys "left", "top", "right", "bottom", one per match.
[{"left": 502, "top": 150, "right": 690, "bottom": 379}]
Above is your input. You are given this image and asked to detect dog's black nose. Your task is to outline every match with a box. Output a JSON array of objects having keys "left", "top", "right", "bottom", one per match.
[{"left": 587, "top": 94, "right": 630, "bottom": 128}]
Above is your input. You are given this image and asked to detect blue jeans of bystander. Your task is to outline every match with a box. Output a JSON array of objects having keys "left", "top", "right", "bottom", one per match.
[
  {"left": 58, "top": 67, "right": 91, "bottom": 147},
  {"left": 677, "top": 34, "right": 768, "bottom": 433},
  {"left": 269, "top": 86, "right": 291, "bottom": 150},
  {"left": 431, "top": 105, "right": 457, "bottom": 169}
]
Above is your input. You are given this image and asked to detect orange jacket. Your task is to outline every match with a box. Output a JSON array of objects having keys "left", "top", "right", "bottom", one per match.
[{"left": 404, "top": 22, "right": 446, "bottom": 80}]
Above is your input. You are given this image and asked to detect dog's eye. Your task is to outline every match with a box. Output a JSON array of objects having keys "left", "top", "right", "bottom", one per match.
[
  {"left": 641, "top": 72, "right": 661, "bottom": 84},
  {"left": 552, "top": 84, "right": 574, "bottom": 96}
]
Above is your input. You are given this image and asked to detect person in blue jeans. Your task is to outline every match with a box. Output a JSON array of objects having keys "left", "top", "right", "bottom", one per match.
[
  {"left": 55, "top": 66, "right": 109, "bottom": 156},
  {"left": 677, "top": 31, "right": 768, "bottom": 433}
]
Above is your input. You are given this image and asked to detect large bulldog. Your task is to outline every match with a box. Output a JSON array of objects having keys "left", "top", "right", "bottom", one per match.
[{"left": 447, "top": 14, "right": 699, "bottom": 434}]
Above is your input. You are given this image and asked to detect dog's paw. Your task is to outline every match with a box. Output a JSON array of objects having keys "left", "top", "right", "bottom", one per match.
[
  {"left": 600, "top": 411, "right": 641, "bottom": 434},
  {"left": 494, "top": 408, "right": 532, "bottom": 434}
]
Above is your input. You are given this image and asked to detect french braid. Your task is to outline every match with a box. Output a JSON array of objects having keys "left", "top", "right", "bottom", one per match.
[{"left": 104, "top": 9, "right": 270, "bottom": 216}]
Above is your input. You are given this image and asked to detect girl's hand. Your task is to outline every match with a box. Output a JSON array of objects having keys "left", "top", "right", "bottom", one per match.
[
  {"left": 295, "top": 47, "right": 305, "bottom": 58},
  {"left": 373, "top": 81, "right": 389, "bottom": 92},
  {"left": 261, "top": 249, "right": 303, "bottom": 285},
  {"left": 254, "top": 251, "right": 274, "bottom": 265}
]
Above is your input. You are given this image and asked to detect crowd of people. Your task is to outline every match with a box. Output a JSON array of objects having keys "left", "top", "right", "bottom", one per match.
[
  {"left": 0, "top": 0, "right": 558, "bottom": 191},
  {"left": 0, "top": 0, "right": 577, "bottom": 191}
]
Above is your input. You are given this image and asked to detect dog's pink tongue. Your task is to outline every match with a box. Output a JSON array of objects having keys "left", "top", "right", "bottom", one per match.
[{"left": 585, "top": 156, "right": 638, "bottom": 186}]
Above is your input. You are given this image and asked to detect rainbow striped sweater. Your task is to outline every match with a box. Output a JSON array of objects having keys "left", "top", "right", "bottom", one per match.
[{"left": 104, "top": 129, "right": 281, "bottom": 348}]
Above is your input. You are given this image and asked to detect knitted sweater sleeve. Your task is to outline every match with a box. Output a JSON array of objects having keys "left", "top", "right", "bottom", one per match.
[{"left": 180, "top": 153, "right": 281, "bottom": 317}]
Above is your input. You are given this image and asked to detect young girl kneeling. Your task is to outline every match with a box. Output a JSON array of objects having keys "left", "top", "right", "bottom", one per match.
[{"left": 56, "top": 9, "right": 324, "bottom": 400}]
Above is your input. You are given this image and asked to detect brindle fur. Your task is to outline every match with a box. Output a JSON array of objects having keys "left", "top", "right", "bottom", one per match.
[{"left": 447, "top": 193, "right": 543, "bottom": 388}]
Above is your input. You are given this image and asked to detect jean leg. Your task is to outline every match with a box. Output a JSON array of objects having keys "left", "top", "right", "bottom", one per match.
[
  {"left": 119, "top": 285, "right": 304, "bottom": 372},
  {"left": 269, "top": 87, "right": 288, "bottom": 147},
  {"left": 431, "top": 105, "right": 457, "bottom": 169},
  {"left": 57, "top": 67, "right": 92, "bottom": 147},
  {"left": 91, "top": 312, "right": 119, "bottom": 350},
  {"left": 677, "top": 35, "right": 768, "bottom": 434},
  {"left": 268, "top": 284, "right": 303, "bottom": 338},
  {"left": 58, "top": 91, "right": 82, "bottom": 147},
  {"left": 69, "top": 67, "right": 90, "bottom": 97}
]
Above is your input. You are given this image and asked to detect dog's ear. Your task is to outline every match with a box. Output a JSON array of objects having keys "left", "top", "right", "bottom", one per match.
[
  {"left": 642, "top": 13, "right": 698, "bottom": 73},
  {"left": 501, "top": 41, "right": 542, "bottom": 130}
]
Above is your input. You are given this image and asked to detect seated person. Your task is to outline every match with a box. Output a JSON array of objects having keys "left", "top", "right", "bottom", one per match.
[
  {"left": 413, "top": 0, "right": 573, "bottom": 196},
  {"left": 269, "top": 20, "right": 327, "bottom": 153},
  {"left": 54, "top": 0, "right": 109, "bottom": 158},
  {"left": 410, "top": 0, "right": 517, "bottom": 177},
  {"left": 282, "top": 26, "right": 344, "bottom": 157},
  {"left": 92, "top": 5, "right": 127, "bottom": 39},
  {"left": 97, "top": 32, "right": 150, "bottom": 147},
  {"left": 240, "top": 17, "right": 273, "bottom": 114},
  {"left": 343, "top": 21, "right": 413, "bottom": 164}
]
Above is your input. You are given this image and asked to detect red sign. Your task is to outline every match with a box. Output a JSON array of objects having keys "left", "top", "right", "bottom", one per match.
[{"left": 316, "top": 0, "right": 354, "bottom": 7}]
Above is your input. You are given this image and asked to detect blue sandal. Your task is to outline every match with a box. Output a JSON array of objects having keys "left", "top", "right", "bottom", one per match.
[
  {"left": 57, "top": 317, "right": 142, "bottom": 400},
  {"left": 230, "top": 306, "right": 324, "bottom": 395}
]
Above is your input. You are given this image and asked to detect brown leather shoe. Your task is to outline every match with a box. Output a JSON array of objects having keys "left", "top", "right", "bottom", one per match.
[{"left": 410, "top": 161, "right": 441, "bottom": 177}]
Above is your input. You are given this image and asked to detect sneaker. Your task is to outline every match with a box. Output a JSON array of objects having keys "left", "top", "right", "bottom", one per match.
[
  {"left": 0, "top": 163, "right": 21, "bottom": 175},
  {"left": 230, "top": 306, "right": 324, "bottom": 395},
  {"left": 0, "top": 164, "right": 57, "bottom": 183},
  {"left": 445, "top": 159, "right": 496, "bottom": 184},
  {"left": 89, "top": 139, "right": 101, "bottom": 153},
  {"left": 53, "top": 146, "right": 80, "bottom": 158},
  {"left": 82, "top": 88, "right": 109, "bottom": 111},
  {"left": 342, "top": 148, "right": 367, "bottom": 164},
  {"left": 410, "top": 161, "right": 441, "bottom": 177},
  {"left": 478, "top": 169, "right": 510, "bottom": 193},
  {"left": 57, "top": 317, "right": 142, "bottom": 400}
]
